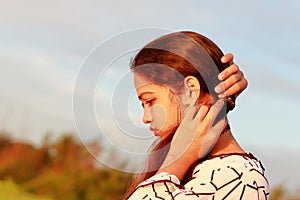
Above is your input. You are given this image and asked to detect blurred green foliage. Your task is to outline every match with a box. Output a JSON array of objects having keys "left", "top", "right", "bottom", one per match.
[
  {"left": 0, "top": 131, "right": 300, "bottom": 199},
  {"left": 0, "top": 180, "right": 52, "bottom": 200},
  {"left": 0, "top": 132, "right": 132, "bottom": 200}
]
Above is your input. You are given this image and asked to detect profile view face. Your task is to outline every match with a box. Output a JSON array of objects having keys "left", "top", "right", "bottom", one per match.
[
  {"left": 131, "top": 31, "right": 228, "bottom": 141},
  {"left": 134, "top": 73, "right": 180, "bottom": 141}
]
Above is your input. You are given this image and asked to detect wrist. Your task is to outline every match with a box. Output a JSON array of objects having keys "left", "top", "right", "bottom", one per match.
[{"left": 157, "top": 152, "right": 196, "bottom": 181}]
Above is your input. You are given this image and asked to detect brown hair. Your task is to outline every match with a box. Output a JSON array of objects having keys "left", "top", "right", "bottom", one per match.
[{"left": 124, "top": 31, "right": 231, "bottom": 199}]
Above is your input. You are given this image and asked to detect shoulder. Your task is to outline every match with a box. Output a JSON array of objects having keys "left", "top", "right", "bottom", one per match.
[
  {"left": 190, "top": 153, "right": 268, "bottom": 184},
  {"left": 192, "top": 152, "right": 266, "bottom": 173},
  {"left": 184, "top": 153, "right": 269, "bottom": 199}
]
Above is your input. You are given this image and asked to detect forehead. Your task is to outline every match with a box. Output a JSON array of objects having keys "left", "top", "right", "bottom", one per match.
[{"left": 134, "top": 73, "right": 165, "bottom": 96}]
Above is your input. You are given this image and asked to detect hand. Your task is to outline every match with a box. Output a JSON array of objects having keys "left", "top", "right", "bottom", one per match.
[
  {"left": 157, "top": 100, "right": 226, "bottom": 181},
  {"left": 215, "top": 53, "right": 248, "bottom": 99}
]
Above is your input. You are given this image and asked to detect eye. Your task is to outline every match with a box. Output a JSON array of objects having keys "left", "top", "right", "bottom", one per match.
[
  {"left": 141, "top": 99, "right": 155, "bottom": 108},
  {"left": 146, "top": 99, "right": 154, "bottom": 105}
]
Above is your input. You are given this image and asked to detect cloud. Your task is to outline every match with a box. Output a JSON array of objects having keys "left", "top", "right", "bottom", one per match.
[
  {"left": 0, "top": 0, "right": 299, "bottom": 183},
  {"left": 0, "top": 46, "right": 77, "bottom": 143}
]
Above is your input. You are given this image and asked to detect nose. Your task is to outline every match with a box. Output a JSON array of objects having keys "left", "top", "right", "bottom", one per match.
[{"left": 142, "top": 107, "right": 152, "bottom": 124}]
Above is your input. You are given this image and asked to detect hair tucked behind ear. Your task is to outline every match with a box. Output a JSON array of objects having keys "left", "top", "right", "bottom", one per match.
[{"left": 124, "top": 31, "right": 233, "bottom": 199}]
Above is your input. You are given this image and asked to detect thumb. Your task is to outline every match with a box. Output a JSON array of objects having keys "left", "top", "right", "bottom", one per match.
[
  {"left": 202, "top": 99, "right": 225, "bottom": 126},
  {"left": 198, "top": 118, "right": 227, "bottom": 158}
]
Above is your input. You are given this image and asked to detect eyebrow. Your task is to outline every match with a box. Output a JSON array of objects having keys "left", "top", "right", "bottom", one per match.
[{"left": 138, "top": 92, "right": 155, "bottom": 100}]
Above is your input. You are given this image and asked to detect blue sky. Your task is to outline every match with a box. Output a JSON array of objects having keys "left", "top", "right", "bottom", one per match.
[{"left": 1, "top": 0, "right": 300, "bottom": 191}]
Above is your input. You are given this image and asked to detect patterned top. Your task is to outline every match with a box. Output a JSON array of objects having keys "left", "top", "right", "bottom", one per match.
[{"left": 127, "top": 153, "right": 269, "bottom": 200}]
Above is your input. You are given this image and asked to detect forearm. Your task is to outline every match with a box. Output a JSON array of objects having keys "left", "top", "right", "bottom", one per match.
[
  {"left": 156, "top": 152, "right": 195, "bottom": 182},
  {"left": 156, "top": 128, "right": 225, "bottom": 182}
]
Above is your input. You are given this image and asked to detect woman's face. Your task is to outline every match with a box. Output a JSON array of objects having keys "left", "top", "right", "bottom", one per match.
[{"left": 134, "top": 73, "right": 180, "bottom": 140}]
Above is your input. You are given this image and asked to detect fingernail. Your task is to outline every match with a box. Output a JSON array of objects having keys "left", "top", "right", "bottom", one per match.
[
  {"left": 221, "top": 57, "right": 227, "bottom": 63},
  {"left": 218, "top": 74, "right": 224, "bottom": 80},
  {"left": 218, "top": 93, "right": 225, "bottom": 98},
  {"left": 216, "top": 99, "right": 225, "bottom": 107},
  {"left": 215, "top": 84, "right": 225, "bottom": 93},
  {"left": 215, "top": 85, "right": 222, "bottom": 93}
]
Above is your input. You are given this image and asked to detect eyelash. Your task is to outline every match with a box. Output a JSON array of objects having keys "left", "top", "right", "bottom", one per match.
[{"left": 142, "top": 99, "right": 155, "bottom": 108}]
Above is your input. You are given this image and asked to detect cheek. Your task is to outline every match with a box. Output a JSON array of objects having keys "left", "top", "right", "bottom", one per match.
[
  {"left": 151, "top": 103, "right": 179, "bottom": 130},
  {"left": 151, "top": 104, "right": 167, "bottom": 128}
]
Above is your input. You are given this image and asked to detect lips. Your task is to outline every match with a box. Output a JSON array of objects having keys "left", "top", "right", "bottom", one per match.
[{"left": 150, "top": 127, "right": 159, "bottom": 136}]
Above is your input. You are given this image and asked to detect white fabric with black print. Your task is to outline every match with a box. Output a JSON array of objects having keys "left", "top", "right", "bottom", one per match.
[{"left": 127, "top": 153, "right": 269, "bottom": 200}]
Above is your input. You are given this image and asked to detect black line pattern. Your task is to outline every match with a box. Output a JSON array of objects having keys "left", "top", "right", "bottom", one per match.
[
  {"left": 164, "top": 182, "right": 175, "bottom": 200},
  {"left": 128, "top": 153, "right": 269, "bottom": 200}
]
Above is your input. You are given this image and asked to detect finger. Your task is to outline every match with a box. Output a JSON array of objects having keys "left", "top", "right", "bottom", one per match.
[
  {"left": 194, "top": 104, "right": 209, "bottom": 122},
  {"left": 210, "top": 118, "right": 227, "bottom": 136},
  {"left": 218, "top": 63, "right": 239, "bottom": 81},
  {"left": 214, "top": 81, "right": 225, "bottom": 94},
  {"left": 221, "top": 53, "right": 234, "bottom": 64},
  {"left": 198, "top": 118, "right": 227, "bottom": 158},
  {"left": 221, "top": 72, "right": 247, "bottom": 98},
  {"left": 202, "top": 100, "right": 225, "bottom": 126},
  {"left": 220, "top": 79, "right": 248, "bottom": 98},
  {"left": 181, "top": 104, "right": 199, "bottom": 122},
  {"left": 215, "top": 70, "right": 243, "bottom": 94}
]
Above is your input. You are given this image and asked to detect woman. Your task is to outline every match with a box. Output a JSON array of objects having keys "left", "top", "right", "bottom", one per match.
[{"left": 125, "top": 31, "right": 269, "bottom": 199}]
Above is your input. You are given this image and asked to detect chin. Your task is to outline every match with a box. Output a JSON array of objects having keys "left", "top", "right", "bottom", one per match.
[{"left": 158, "top": 125, "right": 179, "bottom": 142}]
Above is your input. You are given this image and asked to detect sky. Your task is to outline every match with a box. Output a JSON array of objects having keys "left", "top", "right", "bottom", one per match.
[{"left": 0, "top": 0, "right": 300, "bottom": 191}]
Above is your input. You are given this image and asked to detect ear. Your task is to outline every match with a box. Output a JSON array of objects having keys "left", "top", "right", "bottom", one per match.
[
  {"left": 180, "top": 76, "right": 201, "bottom": 107},
  {"left": 184, "top": 76, "right": 201, "bottom": 98}
]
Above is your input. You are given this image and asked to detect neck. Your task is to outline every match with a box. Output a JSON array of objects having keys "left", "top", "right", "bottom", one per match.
[{"left": 208, "top": 126, "right": 245, "bottom": 158}]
